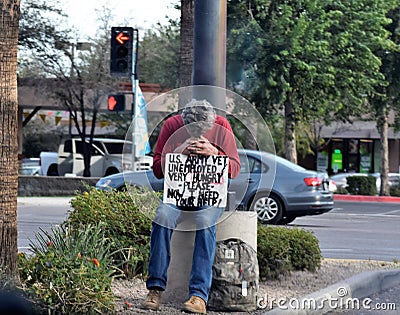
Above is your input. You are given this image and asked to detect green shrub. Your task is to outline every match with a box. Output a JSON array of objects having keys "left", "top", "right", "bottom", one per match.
[
  {"left": 257, "top": 225, "right": 322, "bottom": 280},
  {"left": 18, "top": 223, "right": 117, "bottom": 314},
  {"left": 347, "top": 176, "right": 377, "bottom": 195},
  {"left": 334, "top": 187, "right": 349, "bottom": 194},
  {"left": 390, "top": 185, "right": 400, "bottom": 197},
  {"left": 67, "top": 187, "right": 160, "bottom": 278},
  {"left": 67, "top": 188, "right": 322, "bottom": 283}
]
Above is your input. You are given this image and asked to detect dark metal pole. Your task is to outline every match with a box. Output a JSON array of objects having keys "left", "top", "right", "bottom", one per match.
[
  {"left": 131, "top": 29, "right": 139, "bottom": 170},
  {"left": 192, "top": 0, "right": 227, "bottom": 113}
]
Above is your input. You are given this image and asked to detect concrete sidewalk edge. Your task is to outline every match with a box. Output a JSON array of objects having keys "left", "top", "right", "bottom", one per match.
[
  {"left": 264, "top": 269, "right": 400, "bottom": 315},
  {"left": 334, "top": 194, "right": 400, "bottom": 203}
]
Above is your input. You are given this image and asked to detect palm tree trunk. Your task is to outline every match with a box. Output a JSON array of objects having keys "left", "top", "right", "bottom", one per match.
[{"left": 0, "top": 1, "right": 21, "bottom": 279}]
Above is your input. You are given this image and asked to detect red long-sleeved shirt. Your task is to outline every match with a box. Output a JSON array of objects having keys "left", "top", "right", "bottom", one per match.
[{"left": 153, "top": 114, "right": 240, "bottom": 179}]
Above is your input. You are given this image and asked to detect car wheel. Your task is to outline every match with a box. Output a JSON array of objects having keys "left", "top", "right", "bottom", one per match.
[
  {"left": 250, "top": 193, "right": 283, "bottom": 225},
  {"left": 278, "top": 216, "right": 296, "bottom": 225},
  {"left": 47, "top": 164, "right": 59, "bottom": 176}
]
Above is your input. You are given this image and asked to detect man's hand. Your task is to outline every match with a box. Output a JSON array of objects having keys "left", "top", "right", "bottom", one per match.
[
  {"left": 187, "top": 136, "right": 218, "bottom": 156},
  {"left": 173, "top": 136, "right": 218, "bottom": 156}
]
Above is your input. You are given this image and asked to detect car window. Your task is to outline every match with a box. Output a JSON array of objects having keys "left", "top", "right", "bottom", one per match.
[
  {"left": 239, "top": 154, "right": 250, "bottom": 173},
  {"left": 103, "top": 142, "right": 125, "bottom": 154},
  {"left": 274, "top": 155, "right": 306, "bottom": 171},
  {"left": 250, "top": 158, "right": 268, "bottom": 173},
  {"left": 75, "top": 140, "right": 102, "bottom": 156},
  {"left": 75, "top": 141, "right": 84, "bottom": 154},
  {"left": 63, "top": 140, "right": 72, "bottom": 153},
  {"left": 239, "top": 154, "right": 268, "bottom": 174},
  {"left": 92, "top": 141, "right": 103, "bottom": 156}
]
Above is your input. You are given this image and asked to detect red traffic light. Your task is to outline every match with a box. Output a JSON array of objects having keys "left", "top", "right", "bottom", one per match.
[{"left": 108, "top": 94, "right": 125, "bottom": 111}]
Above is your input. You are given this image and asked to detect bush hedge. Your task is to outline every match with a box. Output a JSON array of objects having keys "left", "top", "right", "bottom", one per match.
[
  {"left": 257, "top": 225, "right": 322, "bottom": 280},
  {"left": 346, "top": 175, "right": 377, "bottom": 195},
  {"left": 67, "top": 187, "right": 160, "bottom": 278},
  {"left": 390, "top": 185, "right": 400, "bottom": 197},
  {"left": 69, "top": 189, "right": 323, "bottom": 280}
]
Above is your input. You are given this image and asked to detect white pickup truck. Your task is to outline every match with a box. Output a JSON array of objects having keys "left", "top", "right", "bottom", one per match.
[
  {"left": 39, "top": 138, "right": 152, "bottom": 177},
  {"left": 39, "top": 151, "right": 59, "bottom": 176}
]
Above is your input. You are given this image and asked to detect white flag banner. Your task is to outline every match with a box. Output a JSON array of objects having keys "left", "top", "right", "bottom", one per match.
[
  {"left": 133, "top": 80, "right": 151, "bottom": 157},
  {"left": 163, "top": 153, "right": 229, "bottom": 208}
]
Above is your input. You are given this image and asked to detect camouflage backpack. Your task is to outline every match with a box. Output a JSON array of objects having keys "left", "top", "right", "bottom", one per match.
[{"left": 208, "top": 238, "right": 259, "bottom": 311}]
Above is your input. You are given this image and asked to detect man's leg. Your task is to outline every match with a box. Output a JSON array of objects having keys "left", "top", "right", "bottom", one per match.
[
  {"left": 182, "top": 207, "right": 224, "bottom": 313},
  {"left": 142, "top": 202, "right": 180, "bottom": 310},
  {"left": 146, "top": 202, "right": 181, "bottom": 289}
]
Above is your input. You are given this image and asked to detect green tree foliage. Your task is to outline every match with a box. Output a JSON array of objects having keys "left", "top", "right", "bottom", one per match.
[
  {"left": 227, "top": 0, "right": 398, "bottom": 163},
  {"left": 368, "top": 5, "right": 400, "bottom": 195},
  {"left": 138, "top": 22, "right": 180, "bottom": 88}
]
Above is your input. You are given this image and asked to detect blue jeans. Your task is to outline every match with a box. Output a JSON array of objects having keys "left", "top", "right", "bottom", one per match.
[{"left": 146, "top": 202, "right": 224, "bottom": 302}]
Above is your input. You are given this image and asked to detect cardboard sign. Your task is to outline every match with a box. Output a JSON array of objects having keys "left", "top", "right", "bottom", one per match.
[{"left": 163, "top": 153, "right": 229, "bottom": 208}]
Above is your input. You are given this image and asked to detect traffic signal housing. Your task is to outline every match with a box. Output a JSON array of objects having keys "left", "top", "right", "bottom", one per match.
[
  {"left": 110, "top": 27, "right": 133, "bottom": 76},
  {"left": 108, "top": 94, "right": 125, "bottom": 111}
]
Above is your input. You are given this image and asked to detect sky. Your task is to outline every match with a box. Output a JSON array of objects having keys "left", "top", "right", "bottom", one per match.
[{"left": 62, "top": 0, "right": 180, "bottom": 40}]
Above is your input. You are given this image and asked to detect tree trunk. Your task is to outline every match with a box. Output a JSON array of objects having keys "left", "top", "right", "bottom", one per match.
[
  {"left": 82, "top": 141, "right": 92, "bottom": 177},
  {"left": 179, "top": 0, "right": 194, "bottom": 88},
  {"left": 377, "top": 109, "right": 389, "bottom": 196},
  {"left": 284, "top": 99, "right": 297, "bottom": 163},
  {"left": 0, "top": 1, "right": 21, "bottom": 279}
]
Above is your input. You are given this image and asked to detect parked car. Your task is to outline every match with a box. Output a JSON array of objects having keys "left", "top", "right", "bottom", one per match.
[
  {"left": 96, "top": 149, "right": 334, "bottom": 225},
  {"left": 39, "top": 151, "right": 58, "bottom": 176},
  {"left": 19, "top": 158, "right": 40, "bottom": 176},
  {"left": 329, "top": 172, "right": 400, "bottom": 193},
  {"left": 40, "top": 137, "right": 153, "bottom": 177}
]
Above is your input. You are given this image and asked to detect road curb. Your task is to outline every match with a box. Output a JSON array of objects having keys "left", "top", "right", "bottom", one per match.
[
  {"left": 334, "top": 194, "right": 400, "bottom": 203},
  {"left": 264, "top": 269, "right": 400, "bottom": 314}
]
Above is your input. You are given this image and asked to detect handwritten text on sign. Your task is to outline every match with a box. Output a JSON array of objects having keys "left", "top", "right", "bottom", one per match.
[{"left": 163, "top": 153, "right": 229, "bottom": 207}]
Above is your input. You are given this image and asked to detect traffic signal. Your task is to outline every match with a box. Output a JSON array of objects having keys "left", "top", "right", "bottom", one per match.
[
  {"left": 108, "top": 94, "right": 125, "bottom": 111},
  {"left": 110, "top": 27, "right": 133, "bottom": 76}
]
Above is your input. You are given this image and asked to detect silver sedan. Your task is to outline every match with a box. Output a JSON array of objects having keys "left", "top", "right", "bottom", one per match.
[{"left": 96, "top": 149, "right": 334, "bottom": 225}]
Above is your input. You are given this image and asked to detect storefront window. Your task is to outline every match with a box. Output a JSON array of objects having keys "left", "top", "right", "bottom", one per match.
[
  {"left": 347, "top": 139, "right": 359, "bottom": 172},
  {"left": 373, "top": 140, "right": 380, "bottom": 173},
  {"left": 348, "top": 139, "right": 358, "bottom": 153},
  {"left": 331, "top": 139, "right": 343, "bottom": 173},
  {"left": 317, "top": 150, "right": 329, "bottom": 172},
  {"left": 360, "top": 140, "right": 373, "bottom": 173}
]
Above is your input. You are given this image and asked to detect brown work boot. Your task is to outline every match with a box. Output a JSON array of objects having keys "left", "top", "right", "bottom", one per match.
[
  {"left": 141, "top": 288, "right": 163, "bottom": 311},
  {"left": 181, "top": 296, "right": 207, "bottom": 314}
]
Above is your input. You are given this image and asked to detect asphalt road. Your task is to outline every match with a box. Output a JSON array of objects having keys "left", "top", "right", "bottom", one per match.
[
  {"left": 17, "top": 196, "right": 71, "bottom": 252},
  {"left": 293, "top": 200, "right": 400, "bottom": 262},
  {"left": 17, "top": 197, "right": 400, "bottom": 262},
  {"left": 301, "top": 200, "right": 400, "bottom": 315}
]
